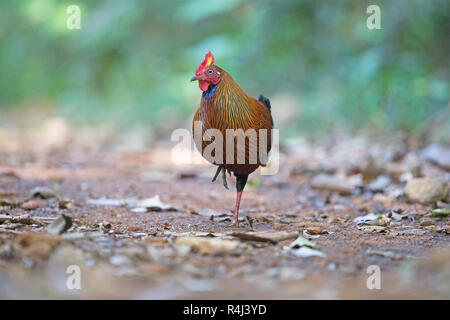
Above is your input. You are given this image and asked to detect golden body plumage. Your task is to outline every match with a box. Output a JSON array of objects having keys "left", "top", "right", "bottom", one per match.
[{"left": 192, "top": 67, "right": 273, "bottom": 175}]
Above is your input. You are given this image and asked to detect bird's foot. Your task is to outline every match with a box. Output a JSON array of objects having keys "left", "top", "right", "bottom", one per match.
[
  {"left": 212, "top": 166, "right": 228, "bottom": 189},
  {"left": 211, "top": 166, "right": 221, "bottom": 183},
  {"left": 231, "top": 208, "right": 240, "bottom": 226},
  {"left": 221, "top": 167, "right": 228, "bottom": 189}
]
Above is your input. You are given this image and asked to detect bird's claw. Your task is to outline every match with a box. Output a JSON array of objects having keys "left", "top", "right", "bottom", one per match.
[
  {"left": 212, "top": 166, "right": 229, "bottom": 189},
  {"left": 211, "top": 166, "right": 221, "bottom": 183},
  {"left": 222, "top": 167, "right": 228, "bottom": 189}
]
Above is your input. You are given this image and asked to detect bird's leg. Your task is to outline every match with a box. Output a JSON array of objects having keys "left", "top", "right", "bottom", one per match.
[
  {"left": 221, "top": 167, "right": 228, "bottom": 189},
  {"left": 232, "top": 190, "right": 243, "bottom": 226},
  {"left": 211, "top": 166, "right": 221, "bottom": 183},
  {"left": 232, "top": 174, "right": 248, "bottom": 226}
]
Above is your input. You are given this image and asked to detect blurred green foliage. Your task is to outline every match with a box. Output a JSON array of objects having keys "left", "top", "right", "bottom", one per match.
[{"left": 0, "top": 0, "right": 448, "bottom": 137}]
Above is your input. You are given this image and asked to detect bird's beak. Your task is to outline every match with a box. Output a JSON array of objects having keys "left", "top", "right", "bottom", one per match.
[{"left": 190, "top": 75, "right": 201, "bottom": 82}]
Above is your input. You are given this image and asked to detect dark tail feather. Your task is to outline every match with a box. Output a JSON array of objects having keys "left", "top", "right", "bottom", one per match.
[
  {"left": 258, "top": 94, "right": 271, "bottom": 111},
  {"left": 258, "top": 94, "right": 273, "bottom": 127}
]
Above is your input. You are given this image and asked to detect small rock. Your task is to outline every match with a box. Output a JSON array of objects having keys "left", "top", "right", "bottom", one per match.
[
  {"left": 284, "top": 246, "right": 325, "bottom": 258},
  {"left": 31, "top": 186, "right": 58, "bottom": 199},
  {"left": 368, "top": 175, "right": 391, "bottom": 192},
  {"left": 21, "top": 200, "right": 41, "bottom": 210},
  {"left": 420, "top": 219, "right": 434, "bottom": 227},
  {"left": 404, "top": 177, "right": 449, "bottom": 204},
  {"left": 375, "top": 216, "right": 391, "bottom": 227},
  {"left": 59, "top": 200, "right": 74, "bottom": 210},
  {"left": 45, "top": 214, "right": 73, "bottom": 235},
  {"left": 391, "top": 212, "right": 407, "bottom": 222},
  {"left": 286, "top": 235, "right": 316, "bottom": 249},
  {"left": 421, "top": 143, "right": 450, "bottom": 170},
  {"left": 133, "top": 195, "right": 179, "bottom": 212},
  {"left": 98, "top": 221, "right": 112, "bottom": 231},
  {"left": 386, "top": 186, "right": 404, "bottom": 198},
  {"left": 353, "top": 213, "right": 379, "bottom": 225},
  {"left": 87, "top": 198, "right": 137, "bottom": 207},
  {"left": 310, "top": 174, "right": 355, "bottom": 195}
]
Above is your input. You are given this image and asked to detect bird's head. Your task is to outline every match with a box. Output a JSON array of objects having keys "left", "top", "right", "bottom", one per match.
[{"left": 191, "top": 51, "right": 222, "bottom": 91}]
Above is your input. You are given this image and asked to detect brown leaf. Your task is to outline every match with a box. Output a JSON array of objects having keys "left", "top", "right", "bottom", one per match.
[{"left": 306, "top": 227, "right": 325, "bottom": 235}]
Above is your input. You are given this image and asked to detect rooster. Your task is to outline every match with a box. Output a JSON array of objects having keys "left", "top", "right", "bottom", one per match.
[{"left": 191, "top": 51, "right": 273, "bottom": 225}]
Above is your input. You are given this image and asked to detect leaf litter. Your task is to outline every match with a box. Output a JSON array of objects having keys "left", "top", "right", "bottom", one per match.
[{"left": 0, "top": 127, "right": 449, "bottom": 298}]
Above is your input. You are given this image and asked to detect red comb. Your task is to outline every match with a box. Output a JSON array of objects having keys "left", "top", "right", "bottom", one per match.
[{"left": 196, "top": 51, "right": 215, "bottom": 75}]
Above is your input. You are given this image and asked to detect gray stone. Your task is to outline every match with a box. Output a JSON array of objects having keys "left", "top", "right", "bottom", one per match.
[{"left": 405, "top": 177, "right": 449, "bottom": 204}]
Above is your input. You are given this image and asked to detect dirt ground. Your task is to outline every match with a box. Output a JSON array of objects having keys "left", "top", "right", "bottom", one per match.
[{"left": 0, "top": 118, "right": 449, "bottom": 299}]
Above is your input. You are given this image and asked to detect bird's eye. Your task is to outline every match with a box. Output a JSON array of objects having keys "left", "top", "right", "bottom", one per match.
[{"left": 208, "top": 69, "right": 213, "bottom": 74}]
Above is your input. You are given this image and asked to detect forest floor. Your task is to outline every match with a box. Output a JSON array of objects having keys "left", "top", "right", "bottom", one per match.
[{"left": 0, "top": 117, "right": 449, "bottom": 299}]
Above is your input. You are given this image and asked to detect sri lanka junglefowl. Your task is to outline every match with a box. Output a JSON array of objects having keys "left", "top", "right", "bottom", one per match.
[{"left": 191, "top": 51, "right": 273, "bottom": 225}]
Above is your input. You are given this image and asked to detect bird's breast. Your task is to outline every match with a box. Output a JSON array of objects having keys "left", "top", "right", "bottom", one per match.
[{"left": 193, "top": 96, "right": 271, "bottom": 175}]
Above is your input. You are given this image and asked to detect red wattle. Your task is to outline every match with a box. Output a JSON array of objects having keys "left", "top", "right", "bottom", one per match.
[{"left": 199, "top": 80, "right": 209, "bottom": 92}]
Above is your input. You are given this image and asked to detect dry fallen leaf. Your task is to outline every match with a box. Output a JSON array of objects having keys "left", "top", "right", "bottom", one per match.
[
  {"left": 287, "top": 235, "right": 317, "bottom": 248},
  {"left": 306, "top": 226, "right": 324, "bottom": 235},
  {"left": 284, "top": 246, "right": 326, "bottom": 258},
  {"left": 357, "top": 225, "right": 387, "bottom": 233},
  {"left": 133, "top": 195, "right": 179, "bottom": 212}
]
